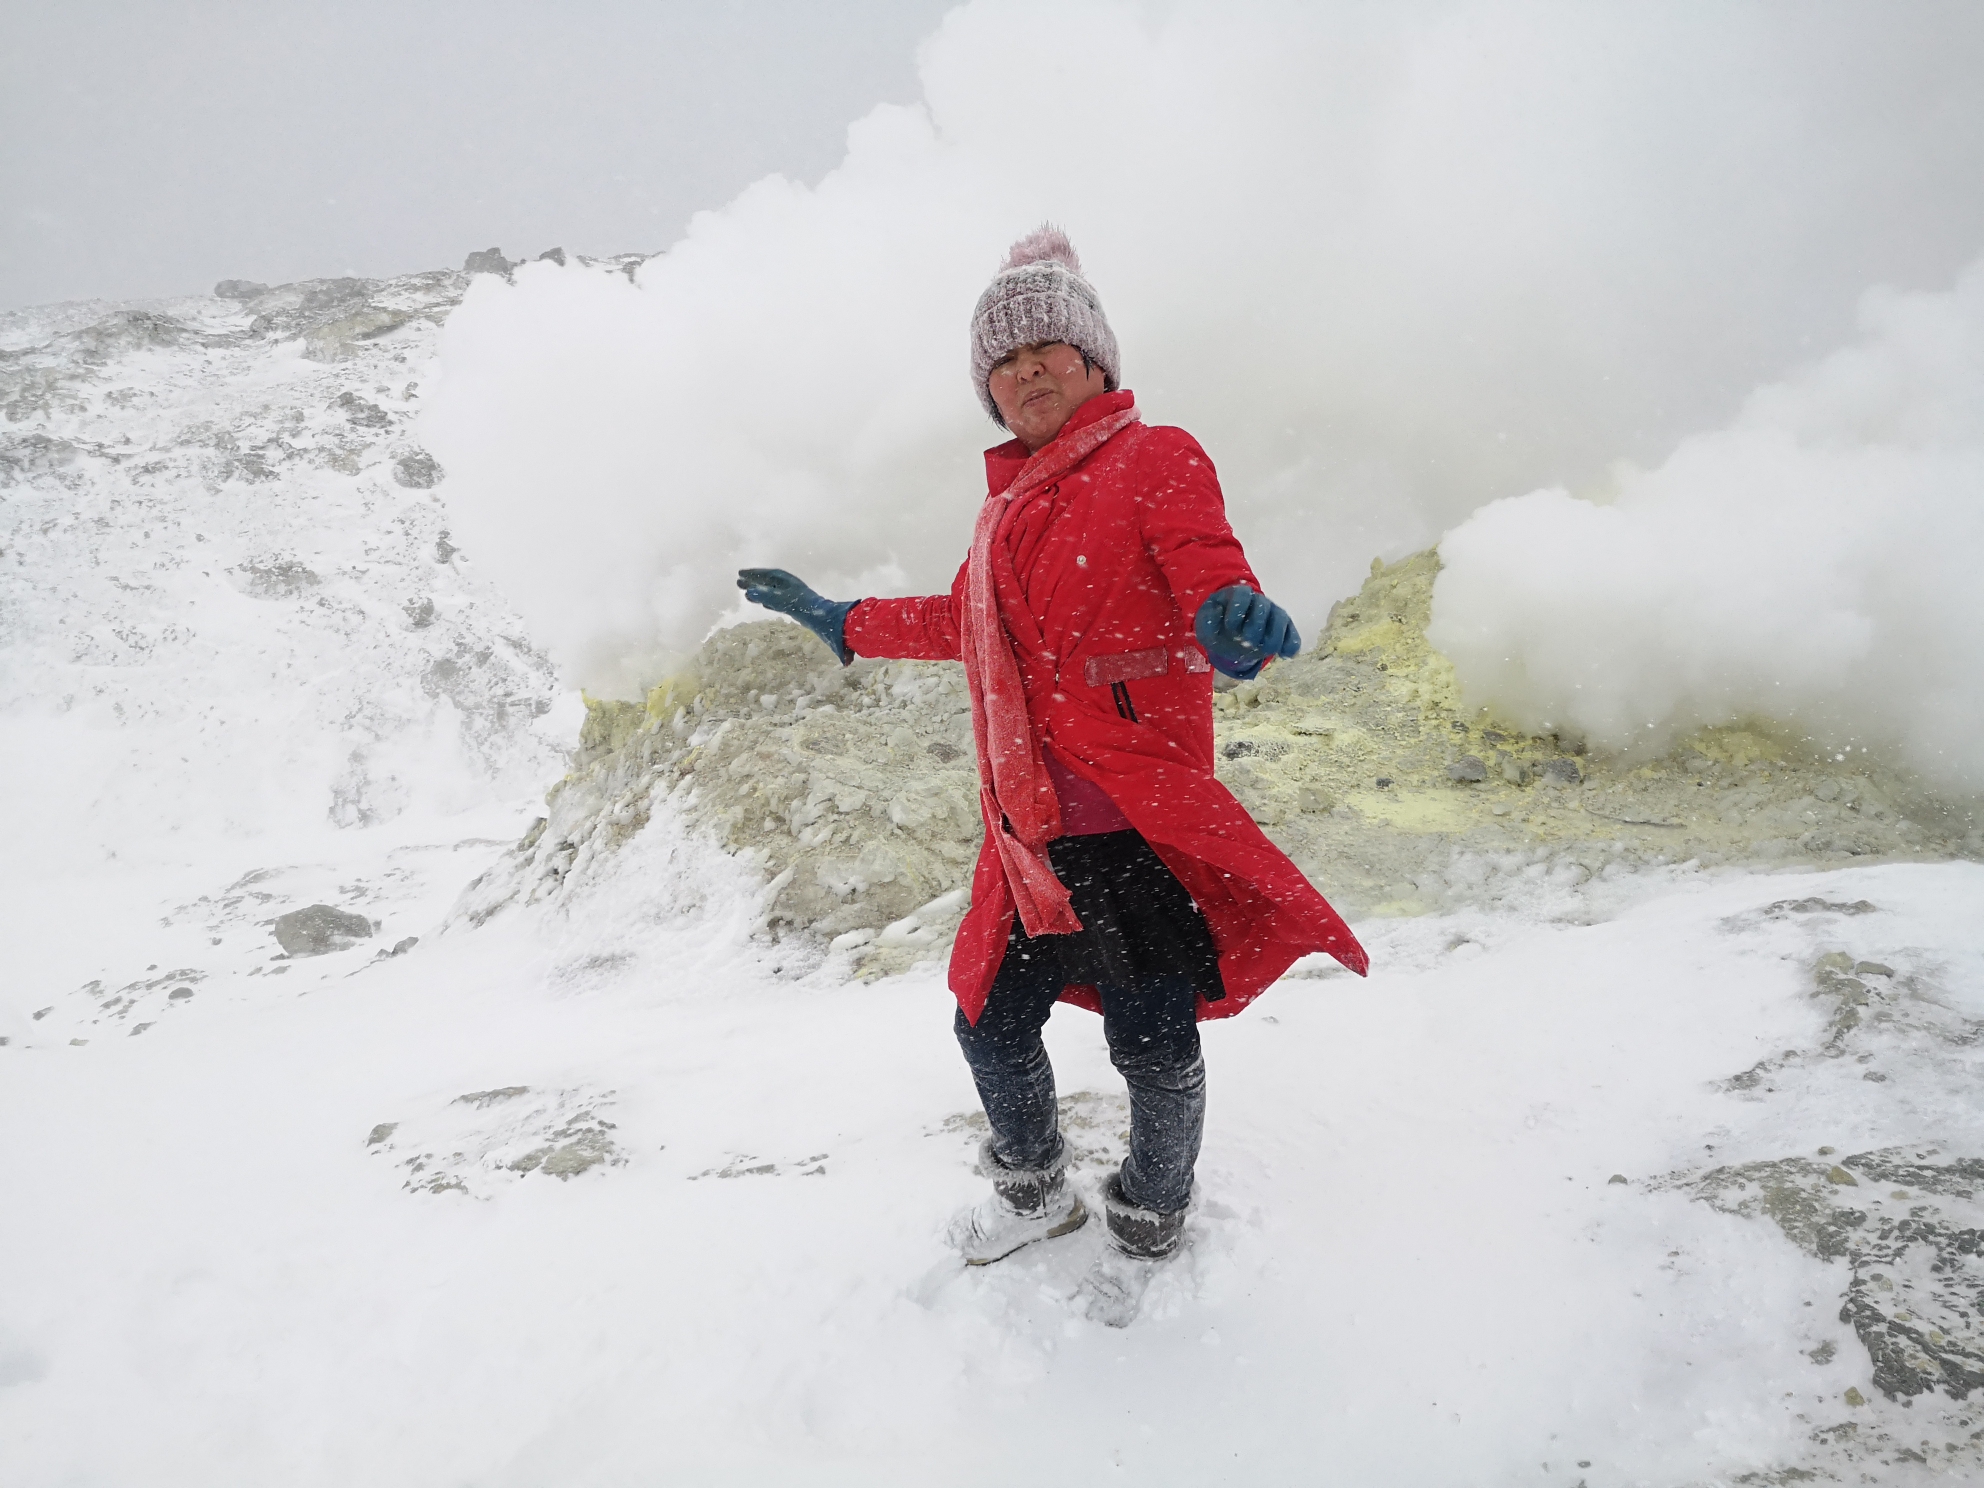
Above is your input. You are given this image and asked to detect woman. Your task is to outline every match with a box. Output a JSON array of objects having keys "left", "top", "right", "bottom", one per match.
[{"left": 740, "top": 226, "right": 1365, "bottom": 1322}]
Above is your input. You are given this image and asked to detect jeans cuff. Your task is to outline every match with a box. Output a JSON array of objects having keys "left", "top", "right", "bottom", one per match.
[{"left": 986, "top": 1130, "right": 1065, "bottom": 1177}]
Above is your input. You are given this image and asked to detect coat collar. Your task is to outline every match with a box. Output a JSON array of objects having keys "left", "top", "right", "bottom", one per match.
[{"left": 982, "top": 388, "right": 1138, "bottom": 495}]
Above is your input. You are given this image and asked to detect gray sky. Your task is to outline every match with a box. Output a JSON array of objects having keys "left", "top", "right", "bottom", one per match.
[{"left": 0, "top": 0, "right": 957, "bottom": 311}]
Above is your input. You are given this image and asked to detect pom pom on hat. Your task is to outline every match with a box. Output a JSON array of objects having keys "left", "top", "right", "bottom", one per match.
[
  {"left": 970, "top": 223, "right": 1120, "bottom": 425},
  {"left": 998, "top": 224, "right": 1085, "bottom": 275}
]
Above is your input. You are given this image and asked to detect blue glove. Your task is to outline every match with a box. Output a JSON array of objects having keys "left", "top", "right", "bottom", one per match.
[
  {"left": 1194, "top": 585, "right": 1300, "bottom": 680},
  {"left": 737, "top": 568, "right": 856, "bottom": 664}
]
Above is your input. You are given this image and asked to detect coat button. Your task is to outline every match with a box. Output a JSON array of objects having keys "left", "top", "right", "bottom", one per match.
[{"left": 1076, "top": 554, "right": 1088, "bottom": 566}]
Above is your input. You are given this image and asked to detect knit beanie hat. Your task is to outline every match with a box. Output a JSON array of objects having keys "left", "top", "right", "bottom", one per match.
[{"left": 969, "top": 225, "right": 1121, "bottom": 425}]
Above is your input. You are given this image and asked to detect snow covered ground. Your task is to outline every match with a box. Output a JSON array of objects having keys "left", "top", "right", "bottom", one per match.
[
  {"left": 5, "top": 815, "right": 1983, "bottom": 1485},
  {"left": 6, "top": 274, "right": 1984, "bottom": 1485}
]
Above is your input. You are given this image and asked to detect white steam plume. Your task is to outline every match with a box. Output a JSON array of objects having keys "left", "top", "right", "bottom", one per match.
[
  {"left": 1430, "top": 259, "right": 1984, "bottom": 799},
  {"left": 420, "top": 0, "right": 1984, "bottom": 701}
]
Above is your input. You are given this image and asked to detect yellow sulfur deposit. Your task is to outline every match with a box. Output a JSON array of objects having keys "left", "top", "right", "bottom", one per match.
[{"left": 457, "top": 550, "right": 1980, "bottom": 967}]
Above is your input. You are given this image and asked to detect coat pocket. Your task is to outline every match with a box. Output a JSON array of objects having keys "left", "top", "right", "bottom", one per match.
[{"left": 1081, "top": 644, "right": 1212, "bottom": 688}]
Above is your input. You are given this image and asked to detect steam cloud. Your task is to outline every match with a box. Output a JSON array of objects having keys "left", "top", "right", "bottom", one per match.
[
  {"left": 1431, "top": 259, "right": 1984, "bottom": 797},
  {"left": 421, "top": 0, "right": 1984, "bottom": 792}
]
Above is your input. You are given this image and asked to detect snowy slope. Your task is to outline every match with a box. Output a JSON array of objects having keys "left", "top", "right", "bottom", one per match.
[
  {"left": 0, "top": 269, "right": 570, "bottom": 859},
  {"left": 0, "top": 266, "right": 578, "bottom": 1054},
  {"left": 5, "top": 270, "right": 1984, "bottom": 1487}
]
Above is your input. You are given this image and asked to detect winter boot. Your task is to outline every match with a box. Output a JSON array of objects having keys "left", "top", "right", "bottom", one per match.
[
  {"left": 1078, "top": 1172, "right": 1187, "bottom": 1327},
  {"left": 947, "top": 1137, "right": 1088, "bottom": 1266}
]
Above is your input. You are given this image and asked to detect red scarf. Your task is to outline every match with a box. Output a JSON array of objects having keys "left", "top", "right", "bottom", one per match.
[{"left": 962, "top": 402, "right": 1144, "bottom": 936}]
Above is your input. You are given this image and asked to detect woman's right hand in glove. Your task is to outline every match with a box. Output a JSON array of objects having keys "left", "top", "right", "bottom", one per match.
[{"left": 736, "top": 567, "right": 856, "bottom": 664}]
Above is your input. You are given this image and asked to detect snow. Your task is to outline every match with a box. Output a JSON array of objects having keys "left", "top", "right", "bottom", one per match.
[{"left": 5, "top": 766, "right": 1983, "bottom": 1484}]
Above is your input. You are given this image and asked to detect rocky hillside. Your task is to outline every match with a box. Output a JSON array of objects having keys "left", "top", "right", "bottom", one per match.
[
  {"left": 0, "top": 256, "right": 603, "bottom": 839},
  {"left": 9, "top": 254, "right": 1971, "bottom": 957},
  {"left": 457, "top": 548, "right": 1982, "bottom": 971}
]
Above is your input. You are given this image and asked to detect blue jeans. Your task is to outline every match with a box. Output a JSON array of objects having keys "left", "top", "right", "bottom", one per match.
[{"left": 954, "top": 935, "right": 1206, "bottom": 1215}]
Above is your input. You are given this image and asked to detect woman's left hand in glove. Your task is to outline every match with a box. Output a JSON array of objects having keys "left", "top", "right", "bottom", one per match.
[{"left": 1194, "top": 584, "right": 1300, "bottom": 679}]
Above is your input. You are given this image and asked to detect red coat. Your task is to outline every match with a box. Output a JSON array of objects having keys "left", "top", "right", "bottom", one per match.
[{"left": 845, "top": 390, "right": 1367, "bottom": 1023}]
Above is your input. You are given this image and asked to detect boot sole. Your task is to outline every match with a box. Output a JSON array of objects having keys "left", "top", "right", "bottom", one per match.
[{"left": 963, "top": 1194, "right": 1090, "bottom": 1267}]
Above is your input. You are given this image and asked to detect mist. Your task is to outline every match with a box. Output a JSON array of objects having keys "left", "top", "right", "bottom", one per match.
[
  {"left": 1431, "top": 257, "right": 1984, "bottom": 797},
  {"left": 420, "top": 0, "right": 1984, "bottom": 784}
]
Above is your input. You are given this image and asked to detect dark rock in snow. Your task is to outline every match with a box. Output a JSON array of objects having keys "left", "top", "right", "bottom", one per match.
[
  {"left": 272, "top": 904, "right": 374, "bottom": 956},
  {"left": 331, "top": 391, "right": 392, "bottom": 429},
  {"left": 455, "top": 1086, "right": 530, "bottom": 1107},
  {"left": 303, "top": 308, "right": 410, "bottom": 362},
  {"left": 393, "top": 450, "right": 444, "bottom": 488},
  {"left": 421, "top": 655, "right": 470, "bottom": 703},
  {"left": 1764, "top": 897, "right": 1877, "bottom": 918},
  {"left": 526, "top": 1134, "right": 614, "bottom": 1179},
  {"left": 1680, "top": 1150, "right": 1984, "bottom": 1403},
  {"left": 537, "top": 247, "right": 567, "bottom": 265},
  {"left": 463, "top": 247, "right": 512, "bottom": 276},
  {"left": 1448, "top": 755, "right": 1488, "bottom": 783},
  {"left": 0, "top": 434, "right": 80, "bottom": 478},
  {"left": 234, "top": 558, "right": 321, "bottom": 599},
  {"left": 296, "top": 278, "right": 375, "bottom": 315},
  {"left": 69, "top": 311, "right": 187, "bottom": 362},
  {"left": 214, "top": 280, "right": 268, "bottom": 300}
]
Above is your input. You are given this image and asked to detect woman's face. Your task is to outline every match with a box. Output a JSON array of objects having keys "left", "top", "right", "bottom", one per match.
[{"left": 988, "top": 341, "right": 1108, "bottom": 451}]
